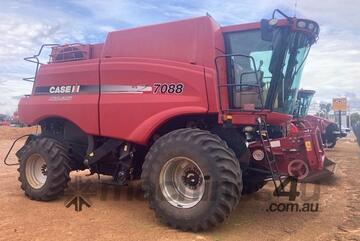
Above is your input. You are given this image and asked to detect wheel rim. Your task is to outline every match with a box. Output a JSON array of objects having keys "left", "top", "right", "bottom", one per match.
[
  {"left": 159, "top": 157, "right": 205, "bottom": 208},
  {"left": 25, "top": 154, "right": 47, "bottom": 189},
  {"left": 287, "top": 159, "right": 309, "bottom": 180}
]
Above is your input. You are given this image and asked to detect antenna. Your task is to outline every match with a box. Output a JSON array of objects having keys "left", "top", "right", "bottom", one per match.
[{"left": 293, "top": 0, "right": 298, "bottom": 17}]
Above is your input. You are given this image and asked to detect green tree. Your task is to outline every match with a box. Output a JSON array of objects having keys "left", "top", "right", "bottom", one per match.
[
  {"left": 350, "top": 112, "right": 360, "bottom": 127},
  {"left": 319, "top": 102, "right": 332, "bottom": 119}
]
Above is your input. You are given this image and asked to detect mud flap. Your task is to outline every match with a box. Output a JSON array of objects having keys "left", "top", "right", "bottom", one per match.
[{"left": 300, "top": 158, "right": 336, "bottom": 183}]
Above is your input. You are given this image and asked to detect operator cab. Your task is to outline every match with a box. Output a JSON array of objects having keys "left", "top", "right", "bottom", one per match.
[
  {"left": 217, "top": 9, "right": 319, "bottom": 116},
  {"left": 293, "top": 89, "right": 316, "bottom": 117}
]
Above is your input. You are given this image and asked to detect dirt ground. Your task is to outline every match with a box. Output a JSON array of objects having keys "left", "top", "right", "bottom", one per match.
[{"left": 0, "top": 126, "right": 359, "bottom": 241}]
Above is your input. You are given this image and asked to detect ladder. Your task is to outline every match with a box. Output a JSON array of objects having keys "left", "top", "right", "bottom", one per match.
[{"left": 256, "top": 116, "right": 288, "bottom": 195}]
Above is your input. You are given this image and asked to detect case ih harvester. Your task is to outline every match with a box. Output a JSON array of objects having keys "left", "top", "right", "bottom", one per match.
[
  {"left": 296, "top": 89, "right": 346, "bottom": 148},
  {"left": 15, "top": 10, "right": 329, "bottom": 230}
]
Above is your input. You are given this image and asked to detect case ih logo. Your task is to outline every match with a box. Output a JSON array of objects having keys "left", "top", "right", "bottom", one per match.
[
  {"left": 35, "top": 84, "right": 180, "bottom": 95},
  {"left": 35, "top": 85, "right": 82, "bottom": 95},
  {"left": 49, "top": 85, "right": 80, "bottom": 94}
]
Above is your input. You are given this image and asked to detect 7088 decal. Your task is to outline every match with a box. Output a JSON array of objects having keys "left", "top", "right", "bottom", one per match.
[{"left": 153, "top": 83, "right": 184, "bottom": 94}]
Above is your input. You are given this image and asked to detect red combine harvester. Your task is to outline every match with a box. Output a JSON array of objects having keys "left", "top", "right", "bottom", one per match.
[
  {"left": 14, "top": 10, "right": 326, "bottom": 230},
  {"left": 296, "top": 89, "right": 346, "bottom": 148}
]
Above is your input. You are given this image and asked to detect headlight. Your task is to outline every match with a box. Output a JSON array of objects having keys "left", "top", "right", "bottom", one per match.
[
  {"left": 268, "top": 18, "right": 278, "bottom": 26},
  {"left": 244, "top": 126, "right": 254, "bottom": 132}
]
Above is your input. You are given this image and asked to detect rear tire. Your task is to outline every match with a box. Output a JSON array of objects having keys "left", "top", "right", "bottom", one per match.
[
  {"left": 142, "top": 128, "right": 242, "bottom": 231},
  {"left": 323, "top": 124, "right": 338, "bottom": 148},
  {"left": 211, "top": 126, "right": 263, "bottom": 194},
  {"left": 323, "top": 137, "right": 336, "bottom": 148},
  {"left": 17, "top": 137, "right": 71, "bottom": 201}
]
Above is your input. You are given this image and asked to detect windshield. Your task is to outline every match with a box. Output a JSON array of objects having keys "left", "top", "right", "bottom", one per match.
[
  {"left": 224, "top": 27, "right": 312, "bottom": 113},
  {"left": 294, "top": 90, "right": 315, "bottom": 117}
]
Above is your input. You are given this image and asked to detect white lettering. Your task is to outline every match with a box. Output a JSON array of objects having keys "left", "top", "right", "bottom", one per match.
[
  {"left": 49, "top": 86, "right": 56, "bottom": 93},
  {"left": 65, "top": 85, "right": 71, "bottom": 93},
  {"left": 48, "top": 85, "right": 81, "bottom": 94}
]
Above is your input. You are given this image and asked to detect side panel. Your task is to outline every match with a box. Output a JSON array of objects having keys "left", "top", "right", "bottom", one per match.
[
  {"left": 18, "top": 59, "right": 100, "bottom": 135},
  {"left": 204, "top": 67, "right": 222, "bottom": 114},
  {"left": 99, "top": 58, "right": 209, "bottom": 144},
  {"left": 303, "top": 115, "right": 336, "bottom": 134},
  {"left": 102, "top": 16, "right": 220, "bottom": 68}
]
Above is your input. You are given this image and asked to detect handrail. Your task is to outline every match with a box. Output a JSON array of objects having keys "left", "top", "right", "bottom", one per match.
[
  {"left": 214, "top": 53, "right": 264, "bottom": 112},
  {"left": 23, "top": 44, "right": 59, "bottom": 82}
]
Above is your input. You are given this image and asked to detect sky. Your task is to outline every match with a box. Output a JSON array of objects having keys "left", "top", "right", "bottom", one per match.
[{"left": 0, "top": 0, "right": 359, "bottom": 115}]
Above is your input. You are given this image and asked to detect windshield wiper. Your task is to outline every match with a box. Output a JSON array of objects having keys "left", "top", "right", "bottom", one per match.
[
  {"left": 282, "top": 33, "right": 300, "bottom": 106},
  {"left": 283, "top": 33, "right": 312, "bottom": 113},
  {"left": 265, "top": 28, "right": 290, "bottom": 110}
]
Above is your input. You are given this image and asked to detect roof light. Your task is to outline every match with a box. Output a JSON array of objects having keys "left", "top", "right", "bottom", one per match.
[
  {"left": 308, "top": 23, "right": 315, "bottom": 31},
  {"left": 297, "top": 21, "right": 307, "bottom": 28},
  {"left": 268, "top": 18, "right": 278, "bottom": 26}
]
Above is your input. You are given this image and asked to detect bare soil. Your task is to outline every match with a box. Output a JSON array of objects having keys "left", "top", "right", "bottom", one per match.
[{"left": 0, "top": 126, "right": 359, "bottom": 241}]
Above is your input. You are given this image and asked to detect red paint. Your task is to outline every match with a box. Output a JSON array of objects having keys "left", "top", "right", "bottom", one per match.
[
  {"left": 248, "top": 120, "right": 326, "bottom": 179},
  {"left": 18, "top": 15, "right": 316, "bottom": 147},
  {"left": 302, "top": 115, "right": 335, "bottom": 135}
]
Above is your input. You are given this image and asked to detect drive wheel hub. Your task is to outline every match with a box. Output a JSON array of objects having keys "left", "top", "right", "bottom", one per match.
[
  {"left": 182, "top": 167, "right": 202, "bottom": 189},
  {"left": 159, "top": 157, "right": 205, "bottom": 208},
  {"left": 25, "top": 154, "right": 48, "bottom": 189}
]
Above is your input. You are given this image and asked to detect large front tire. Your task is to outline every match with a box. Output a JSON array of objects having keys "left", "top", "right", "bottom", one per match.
[
  {"left": 323, "top": 124, "right": 338, "bottom": 148},
  {"left": 323, "top": 137, "right": 336, "bottom": 148},
  {"left": 142, "top": 128, "right": 242, "bottom": 231},
  {"left": 17, "top": 137, "right": 71, "bottom": 201}
]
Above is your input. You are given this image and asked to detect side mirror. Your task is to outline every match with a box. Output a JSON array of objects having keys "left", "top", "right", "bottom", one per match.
[{"left": 260, "top": 19, "right": 274, "bottom": 41}]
